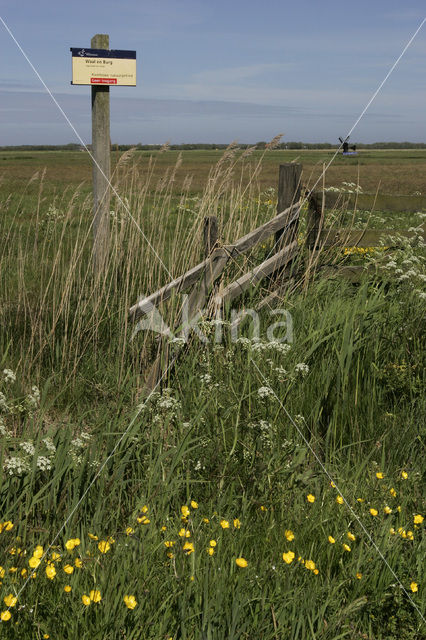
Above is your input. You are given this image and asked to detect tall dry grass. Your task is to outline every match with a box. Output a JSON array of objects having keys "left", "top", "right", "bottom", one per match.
[{"left": 1, "top": 143, "right": 302, "bottom": 400}]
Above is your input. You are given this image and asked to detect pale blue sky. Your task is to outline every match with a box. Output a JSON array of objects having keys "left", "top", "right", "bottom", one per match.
[{"left": 0, "top": 1, "right": 425, "bottom": 144}]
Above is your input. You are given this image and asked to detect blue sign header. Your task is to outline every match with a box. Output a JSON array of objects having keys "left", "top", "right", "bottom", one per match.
[{"left": 70, "top": 48, "right": 136, "bottom": 59}]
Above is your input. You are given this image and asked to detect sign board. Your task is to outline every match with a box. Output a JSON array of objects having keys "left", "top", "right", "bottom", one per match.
[{"left": 70, "top": 48, "right": 136, "bottom": 86}]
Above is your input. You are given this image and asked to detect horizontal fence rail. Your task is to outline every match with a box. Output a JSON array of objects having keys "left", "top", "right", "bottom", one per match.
[
  {"left": 129, "top": 202, "right": 301, "bottom": 321},
  {"left": 128, "top": 163, "right": 423, "bottom": 391}
]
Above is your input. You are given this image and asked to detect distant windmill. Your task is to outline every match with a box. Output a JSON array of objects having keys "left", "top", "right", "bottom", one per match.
[{"left": 339, "top": 136, "right": 357, "bottom": 155}]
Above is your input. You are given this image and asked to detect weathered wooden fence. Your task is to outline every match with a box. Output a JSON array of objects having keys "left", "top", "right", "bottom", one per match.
[{"left": 129, "top": 163, "right": 424, "bottom": 389}]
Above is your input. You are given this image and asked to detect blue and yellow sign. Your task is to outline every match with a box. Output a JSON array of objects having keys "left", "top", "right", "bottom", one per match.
[{"left": 70, "top": 48, "right": 136, "bottom": 86}]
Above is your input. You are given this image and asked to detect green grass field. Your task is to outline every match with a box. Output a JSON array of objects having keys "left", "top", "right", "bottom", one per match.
[{"left": 0, "top": 148, "right": 425, "bottom": 639}]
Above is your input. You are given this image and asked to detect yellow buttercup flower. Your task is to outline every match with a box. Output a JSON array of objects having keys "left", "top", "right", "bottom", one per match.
[
  {"left": 182, "top": 541, "right": 194, "bottom": 555},
  {"left": 164, "top": 541, "right": 175, "bottom": 548},
  {"left": 207, "top": 547, "right": 214, "bottom": 556},
  {"left": 124, "top": 595, "right": 137, "bottom": 609},
  {"left": 0, "top": 611, "right": 11, "bottom": 621},
  {"left": 305, "top": 560, "right": 316, "bottom": 571},
  {"left": 64, "top": 585, "right": 72, "bottom": 593},
  {"left": 414, "top": 515, "right": 423, "bottom": 525},
  {"left": 410, "top": 582, "right": 418, "bottom": 593},
  {"left": 343, "top": 544, "right": 351, "bottom": 552},
  {"left": 285, "top": 530, "right": 295, "bottom": 541},
  {"left": 347, "top": 532, "right": 356, "bottom": 542},
  {"left": 307, "top": 494, "right": 315, "bottom": 503},
  {"left": 98, "top": 540, "right": 111, "bottom": 554},
  {"left": 209, "top": 540, "right": 217, "bottom": 547},
  {"left": 401, "top": 471, "right": 408, "bottom": 480},
  {"left": 29, "top": 556, "right": 41, "bottom": 569},
  {"left": 384, "top": 506, "right": 392, "bottom": 514},
  {"left": 65, "top": 539, "right": 77, "bottom": 551},
  {"left": 88, "top": 533, "right": 98, "bottom": 540},
  {"left": 3, "top": 594, "right": 17, "bottom": 608},
  {"left": 45, "top": 563, "right": 56, "bottom": 580},
  {"left": 376, "top": 472, "right": 384, "bottom": 479},
  {"left": 389, "top": 488, "right": 396, "bottom": 498},
  {"left": 178, "top": 528, "right": 191, "bottom": 538},
  {"left": 90, "top": 590, "right": 102, "bottom": 603},
  {"left": 74, "top": 558, "right": 83, "bottom": 568},
  {"left": 328, "top": 536, "right": 335, "bottom": 544},
  {"left": 220, "top": 519, "right": 229, "bottom": 529},
  {"left": 233, "top": 519, "right": 241, "bottom": 529},
  {"left": 181, "top": 506, "right": 190, "bottom": 518},
  {"left": 82, "top": 594, "right": 91, "bottom": 606},
  {"left": 235, "top": 557, "right": 248, "bottom": 568},
  {"left": 370, "top": 508, "right": 378, "bottom": 517},
  {"left": 336, "top": 495, "right": 344, "bottom": 505},
  {"left": 282, "top": 551, "right": 295, "bottom": 564},
  {"left": 33, "top": 545, "right": 44, "bottom": 559},
  {"left": 356, "top": 572, "right": 362, "bottom": 580},
  {"left": 190, "top": 500, "right": 198, "bottom": 509},
  {"left": 63, "top": 564, "right": 74, "bottom": 575},
  {"left": 126, "top": 527, "right": 134, "bottom": 536}
]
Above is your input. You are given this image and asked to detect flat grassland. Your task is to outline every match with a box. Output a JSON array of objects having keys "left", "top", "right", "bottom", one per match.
[
  {"left": 1, "top": 147, "right": 426, "bottom": 195},
  {"left": 0, "top": 147, "right": 424, "bottom": 639}
]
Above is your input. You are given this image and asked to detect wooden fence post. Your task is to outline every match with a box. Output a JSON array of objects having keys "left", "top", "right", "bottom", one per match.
[
  {"left": 203, "top": 216, "right": 218, "bottom": 257},
  {"left": 275, "top": 163, "right": 302, "bottom": 249},
  {"left": 91, "top": 33, "right": 111, "bottom": 275},
  {"left": 306, "top": 191, "right": 323, "bottom": 249}
]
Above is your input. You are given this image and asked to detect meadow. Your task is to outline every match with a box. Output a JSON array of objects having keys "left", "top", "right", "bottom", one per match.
[{"left": 0, "top": 146, "right": 425, "bottom": 639}]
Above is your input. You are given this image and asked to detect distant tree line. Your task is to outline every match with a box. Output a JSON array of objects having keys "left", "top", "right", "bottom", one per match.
[{"left": 1, "top": 141, "right": 426, "bottom": 152}]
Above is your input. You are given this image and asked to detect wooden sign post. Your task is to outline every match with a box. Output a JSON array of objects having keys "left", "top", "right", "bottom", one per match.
[
  {"left": 91, "top": 33, "right": 111, "bottom": 275},
  {"left": 70, "top": 35, "right": 136, "bottom": 275}
]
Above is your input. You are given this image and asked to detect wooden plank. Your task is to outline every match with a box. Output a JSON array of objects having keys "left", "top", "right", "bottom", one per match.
[
  {"left": 215, "top": 240, "right": 299, "bottom": 307},
  {"left": 227, "top": 203, "right": 300, "bottom": 256},
  {"left": 129, "top": 248, "right": 229, "bottom": 320},
  {"left": 186, "top": 253, "right": 229, "bottom": 321},
  {"left": 317, "top": 227, "right": 424, "bottom": 248},
  {"left": 129, "top": 205, "right": 300, "bottom": 320},
  {"left": 143, "top": 251, "right": 229, "bottom": 392}
]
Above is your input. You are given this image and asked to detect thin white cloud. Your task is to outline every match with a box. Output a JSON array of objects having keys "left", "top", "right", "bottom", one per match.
[
  {"left": 191, "top": 63, "right": 294, "bottom": 84},
  {"left": 384, "top": 9, "right": 426, "bottom": 22}
]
